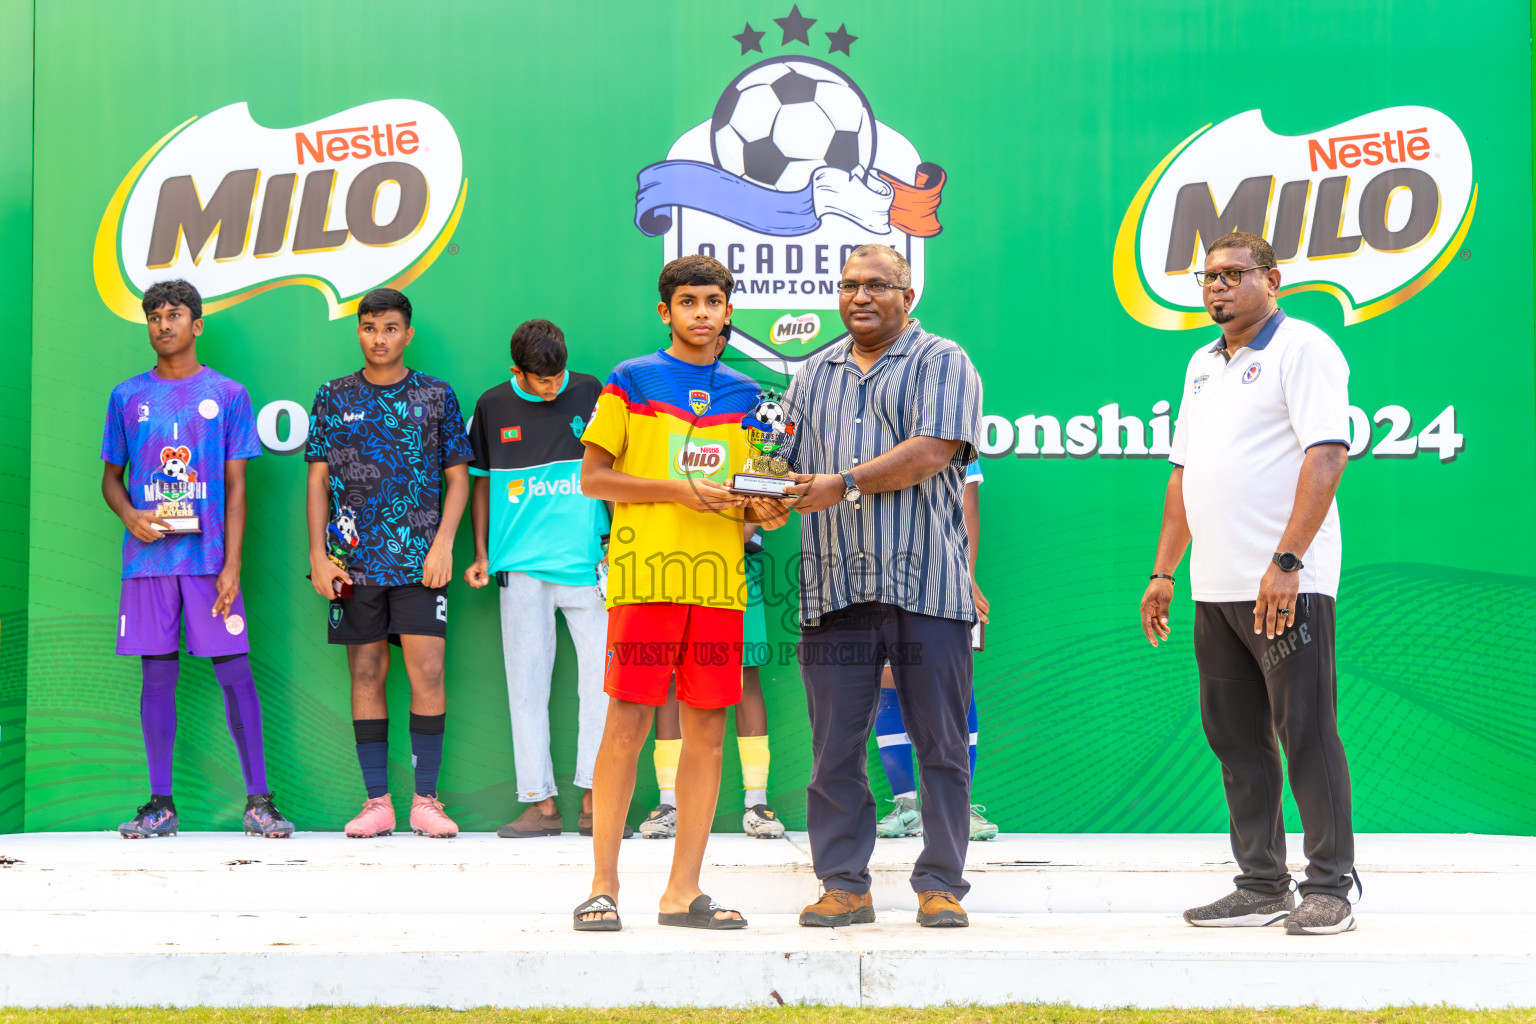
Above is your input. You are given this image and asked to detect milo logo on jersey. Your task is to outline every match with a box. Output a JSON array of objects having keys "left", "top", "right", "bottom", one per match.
[
  {"left": 1114, "top": 106, "right": 1475, "bottom": 329},
  {"left": 670, "top": 437, "right": 729, "bottom": 482},
  {"left": 95, "top": 99, "right": 468, "bottom": 323},
  {"left": 634, "top": 23, "right": 947, "bottom": 375}
]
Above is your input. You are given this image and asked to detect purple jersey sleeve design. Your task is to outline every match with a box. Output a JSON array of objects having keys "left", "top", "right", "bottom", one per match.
[{"left": 102, "top": 387, "right": 130, "bottom": 466}]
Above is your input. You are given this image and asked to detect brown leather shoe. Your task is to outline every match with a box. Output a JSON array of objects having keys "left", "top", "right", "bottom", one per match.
[
  {"left": 799, "top": 888, "right": 875, "bottom": 927},
  {"left": 916, "top": 889, "right": 968, "bottom": 927},
  {"left": 497, "top": 805, "right": 562, "bottom": 838}
]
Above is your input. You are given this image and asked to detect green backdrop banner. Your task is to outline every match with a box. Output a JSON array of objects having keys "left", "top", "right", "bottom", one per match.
[{"left": 12, "top": 0, "right": 1535, "bottom": 834}]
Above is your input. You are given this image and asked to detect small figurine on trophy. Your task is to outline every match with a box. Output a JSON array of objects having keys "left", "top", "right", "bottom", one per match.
[
  {"left": 730, "top": 392, "right": 797, "bottom": 497},
  {"left": 324, "top": 508, "right": 360, "bottom": 598}
]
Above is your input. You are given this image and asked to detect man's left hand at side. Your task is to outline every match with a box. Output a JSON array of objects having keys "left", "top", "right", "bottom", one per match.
[
  {"left": 1253, "top": 562, "right": 1299, "bottom": 639},
  {"left": 783, "top": 473, "right": 845, "bottom": 514}
]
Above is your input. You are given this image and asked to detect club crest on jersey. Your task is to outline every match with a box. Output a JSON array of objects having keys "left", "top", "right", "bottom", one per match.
[
  {"left": 408, "top": 402, "right": 428, "bottom": 423},
  {"left": 689, "top": 389, "right": 711, "bottom": 415},
  {"left": 1242, "top": 363, "right": 1262, "bottom": 384},
  {"left": 1192, "top": 373, "right": 1209, "bottom": 395},
  {"left": 634, "top": 37, "right": 947, "bottom": 376},
  {"left": 144, "top": 445, "right": 206, "bottom": 502},
  {"left": 569, "top": 415, "right": 585, "bottom": 438}
]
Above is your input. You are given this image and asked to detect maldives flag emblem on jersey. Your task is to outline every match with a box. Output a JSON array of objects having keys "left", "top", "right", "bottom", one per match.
[
  {"left": 688, "top": 389, "right": 711, "bottom": 415},
  {"left": 501, "top": 426, "right": 521, "bottom": 443}
]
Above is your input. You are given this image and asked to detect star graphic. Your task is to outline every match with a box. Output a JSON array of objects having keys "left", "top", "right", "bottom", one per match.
[
  {"left": 775, "top": 4, "right": 816, "bottom": 46},
  {"left": 732, "top": 22, "right": 765, "bottom": 55},
  {"left": 826, "top": 23, "right": 857, "bottom": 55}
]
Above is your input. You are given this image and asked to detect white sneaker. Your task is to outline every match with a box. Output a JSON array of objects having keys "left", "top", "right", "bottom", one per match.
[
  {"left": 743, "top": 804, "right": 785, "bottom": 839},
  {"left": 639, "top": 803, "right": 676, "bottom": 839}
]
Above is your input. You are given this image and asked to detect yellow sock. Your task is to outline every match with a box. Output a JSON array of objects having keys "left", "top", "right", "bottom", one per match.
[
  {"left": 653, "top": 738, "right": 681, "bottom": 803},
  {"left": 738, "top": 734, "right": 770, "bottom": 806}
]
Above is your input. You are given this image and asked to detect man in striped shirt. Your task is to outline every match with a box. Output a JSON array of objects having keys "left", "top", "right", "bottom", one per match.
[{"left": 782, "top": 244, "right": 983, "bottom": 929}]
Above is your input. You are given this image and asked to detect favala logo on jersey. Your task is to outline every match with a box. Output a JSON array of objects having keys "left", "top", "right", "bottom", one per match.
[
  {"left": 1114, "top": 107, "right": 1475, "bottom": 329},
  {"left": 634, "top": 18, "right": 947, "bottom": 374},
  {"left": 96, "top": 100, "right": 469, "bottom": 322}
]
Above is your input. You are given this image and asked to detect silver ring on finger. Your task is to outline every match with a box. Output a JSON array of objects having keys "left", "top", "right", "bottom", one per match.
[{"left": 1278, "top": 607, "right": 1290, "bottom": 615}]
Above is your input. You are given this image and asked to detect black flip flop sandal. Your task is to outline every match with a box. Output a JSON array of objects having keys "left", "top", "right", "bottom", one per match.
[
  {"left": 657, "top": 893, "right": 748, "bottom": 930},
  {"left": 572, "top": 894, "right": 621, "bottom": 932}
]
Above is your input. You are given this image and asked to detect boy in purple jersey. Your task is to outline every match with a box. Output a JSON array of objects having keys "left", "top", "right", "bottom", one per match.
[
  {"left": 305, "top": 288, "right": 472, "bottom": 839},
  {"left": 100, "top": 279, "right": 292, "bottom": 839}
]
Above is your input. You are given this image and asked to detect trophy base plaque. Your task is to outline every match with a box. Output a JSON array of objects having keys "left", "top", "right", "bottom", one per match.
[
  {"left": 730, "top": 472, "right": 795, "bottom": 497},
  {"left": 152, "top": 516, "right": 201, "bottom": 534}
]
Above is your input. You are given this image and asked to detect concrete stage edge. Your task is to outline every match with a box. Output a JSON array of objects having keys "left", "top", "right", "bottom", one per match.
[{"left": 1, "top": 832, "right": 1532, "bottom": 1009}]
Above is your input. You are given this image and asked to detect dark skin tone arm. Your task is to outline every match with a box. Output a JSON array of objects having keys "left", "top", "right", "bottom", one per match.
[
  {"left": 782, "top": 435, "right": 963, "bottom": 514},
  {"left": 465, "top": 474, "right": 491, "bottom": 588},
  {"left": 214, "top": 458, "right": 248, "bottom": 618},
  {"left": 102, "top": 463, "right": 171, "bottom": 542},
  {"left": 424, "top": 464, "right": 469, "bottom": 588},
  {"left": 964, "top": 479, "right": 988, "bottom": 624},
  {"left": 306, "top": 461, "right": 351, "bottom": 598},
  {"left": 1140, "top": 443, "right": 1347, "bottom": 645}
]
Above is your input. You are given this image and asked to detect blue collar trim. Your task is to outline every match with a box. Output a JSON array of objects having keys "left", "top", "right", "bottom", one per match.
[{"left": 510, "top": 371, "right": 568, "bottom": 401}]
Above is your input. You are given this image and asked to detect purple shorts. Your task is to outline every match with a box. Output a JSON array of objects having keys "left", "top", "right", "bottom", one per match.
[{"left": 117, "top": 575, "right": 250, "bottom": 657}]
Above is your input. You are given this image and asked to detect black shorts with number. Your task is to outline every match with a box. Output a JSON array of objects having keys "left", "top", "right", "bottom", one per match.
[{"left": 327, "top": 584, "right": 448, "bottom": 646}]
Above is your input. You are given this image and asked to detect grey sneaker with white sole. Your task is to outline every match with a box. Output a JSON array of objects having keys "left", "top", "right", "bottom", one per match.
[
  {"left": 1183, "top": 887, "right": 1295, "bottom": 927},
  {"left": 1284, "top": 892, "right": 1357, "bottom": 935}
]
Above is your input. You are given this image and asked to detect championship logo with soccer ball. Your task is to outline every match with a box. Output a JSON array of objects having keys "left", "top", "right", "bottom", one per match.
[{"left": 634, "top": 12, "right": 947, "bottom": 375}]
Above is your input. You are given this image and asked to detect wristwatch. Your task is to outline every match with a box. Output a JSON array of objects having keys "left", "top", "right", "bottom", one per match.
[
  {"left": 840, "top": 469, "right": 861, "bottom": 504},
  {"left": 1272, "top": 551, "right": 1304, "bottom": 572}
]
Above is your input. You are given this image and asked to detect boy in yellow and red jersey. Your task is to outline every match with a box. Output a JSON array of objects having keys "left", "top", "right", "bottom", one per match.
[{"left": 572, "top": 255, "right": 789, "bottom": 932}]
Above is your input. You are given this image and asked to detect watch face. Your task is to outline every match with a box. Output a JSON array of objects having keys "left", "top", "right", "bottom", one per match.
[{"left": 1277, "top": 553, "right": 1299, "bottom": 571}]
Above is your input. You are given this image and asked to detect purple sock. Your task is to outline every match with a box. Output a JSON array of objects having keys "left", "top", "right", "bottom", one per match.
[
  {"left": 140, "top": 656, "right": 179, "bottom": 794},
  {"left": 212, "top": 655, "right": 269, "bottom": 795}
]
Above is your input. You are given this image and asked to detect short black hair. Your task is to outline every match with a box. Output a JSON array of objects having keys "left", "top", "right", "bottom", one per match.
[
  {"left": 357, "top": 287, "right": 412, "bottom": 325},
  {"left": 1208, "top": 231, "right": 1277, "bottom": 271},
  {"left": 510, "top": 319, "right": 567, "bottom": 377},
  {"left": 142, "top": 279, "right": 202, "bottom": 321},
  {"left": 658, "top": 254, "right": 734, "bottom": 305},
  {"left": 845, "top": 244, "right": 912, "bottom": 288}
]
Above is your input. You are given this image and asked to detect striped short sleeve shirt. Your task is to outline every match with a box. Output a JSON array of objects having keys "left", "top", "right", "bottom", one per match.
[{"left": 783, "top": 319, "right": 983, "bottom": 624}]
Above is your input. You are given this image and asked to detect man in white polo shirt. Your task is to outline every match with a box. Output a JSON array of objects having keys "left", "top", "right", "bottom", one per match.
[{"left": 1140, "top": 231, "right": 1357, "bottom": 936}]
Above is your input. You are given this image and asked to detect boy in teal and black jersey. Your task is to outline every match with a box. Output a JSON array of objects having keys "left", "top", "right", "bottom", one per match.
[{"left": 466, "top": 319, "right": 613, "bottom": 838}]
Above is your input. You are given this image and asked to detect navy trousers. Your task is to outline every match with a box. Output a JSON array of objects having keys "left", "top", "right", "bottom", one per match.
[{"left": 799, "top": 601, "right": 973, "bottom": 898}]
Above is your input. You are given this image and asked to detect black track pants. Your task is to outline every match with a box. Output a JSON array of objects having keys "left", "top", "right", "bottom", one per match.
[{"left": 1194, "top": 594, "right": 1355, "bottom": 899}]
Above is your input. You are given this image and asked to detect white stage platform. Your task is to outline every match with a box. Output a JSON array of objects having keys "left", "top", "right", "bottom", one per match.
[{"left": 1, "top": 831, "right": 1533, "bottom": 1009}]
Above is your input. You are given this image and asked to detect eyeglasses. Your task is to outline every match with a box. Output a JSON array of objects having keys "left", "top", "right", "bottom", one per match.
[
  {"left": 839, "top": 281, "right": 907, "bottom": 296},
  {"left": 1192, "top": 265, "right": 1272, "bottom": 287}
]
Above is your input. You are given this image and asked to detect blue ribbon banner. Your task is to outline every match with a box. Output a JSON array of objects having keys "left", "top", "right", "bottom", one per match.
[{"left": 634, "top": 160, "right": 819, "bottom": 238}]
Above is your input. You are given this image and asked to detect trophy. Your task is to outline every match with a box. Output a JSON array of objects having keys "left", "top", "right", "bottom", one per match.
[
  {"left": 149, "top": 446, "right": 200, "bottom": 533},
  {"left": 323, "top": 508, "right": 360, "bottom": 598},
  {"left": 730, "top": 394, "right": 797, "bottom": 497}
]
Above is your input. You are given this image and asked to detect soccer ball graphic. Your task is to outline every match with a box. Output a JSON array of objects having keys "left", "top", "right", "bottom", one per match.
[
  {"left": 711, "top": 58, "right": 876, "bottom": 193},
  {"left": 754, "top": 400, "right": 788, "bottom": 427}
]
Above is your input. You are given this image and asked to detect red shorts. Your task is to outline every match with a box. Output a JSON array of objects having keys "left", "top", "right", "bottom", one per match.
[{"left": 604, "top": 602, "right": 743, "bottom": 709}]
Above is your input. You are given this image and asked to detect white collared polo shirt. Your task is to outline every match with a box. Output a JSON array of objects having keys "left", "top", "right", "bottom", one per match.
[{"left": 1169, "top": 310, "right": 1350, "bottom": 602}]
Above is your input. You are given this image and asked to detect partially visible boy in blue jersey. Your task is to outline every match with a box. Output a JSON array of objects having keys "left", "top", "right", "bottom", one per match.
[
  {"left": 874, "top": 460, "right": 996, "bottom": 841},
  {"left": 464, "top": 319, "right": 615, "bottom": 838},
  {"left": 305, "top": 288, "right": 472, "bottom": 839}
]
